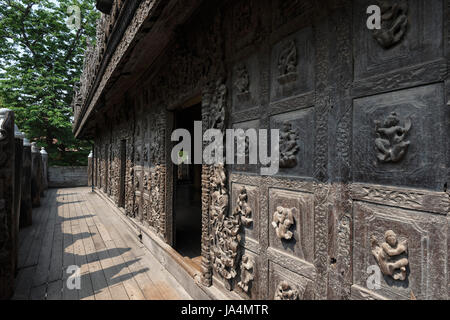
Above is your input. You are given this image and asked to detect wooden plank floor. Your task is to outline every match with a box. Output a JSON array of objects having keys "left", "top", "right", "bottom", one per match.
[{"left": 13, "top": 187, "right": 192, "bottom": 300}]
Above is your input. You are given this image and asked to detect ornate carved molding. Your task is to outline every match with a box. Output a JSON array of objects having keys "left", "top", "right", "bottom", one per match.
[{"left": 351, "top": 183, "right": 450, "bottom": 215}]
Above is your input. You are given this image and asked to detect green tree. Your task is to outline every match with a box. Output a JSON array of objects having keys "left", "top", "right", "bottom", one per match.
[{"left": 0, "top": 0, "right": 99, "bottom": 165}]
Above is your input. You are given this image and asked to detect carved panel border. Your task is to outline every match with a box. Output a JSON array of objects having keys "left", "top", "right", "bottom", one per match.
[{"left": 351, "top": 183, "right": 450, "bottom": 215}]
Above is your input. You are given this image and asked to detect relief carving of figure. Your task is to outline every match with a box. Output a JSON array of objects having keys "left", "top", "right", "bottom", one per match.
[
  {"left": 372, "top": 0, "right": 408, "bottom": 49},
  {"left": 143, "top": 173, "right": 149, "bottom": 191},
  {"left": 143, "top": 145, "right": 148, "bottom": 162},
  {"left": 277, "top": 40, "right": 297, "bottom": 84},
  {"left": 234, "top": 187, "right": 252, "bottom": 227},
  {"left": 272, "top": 206, "right": 296, "bottom": 240},
  {"left": 210, "top": 163, "right": 241, "bottom": 290},
  {"left": 209, "top": 81, "right": 227, "bottom": 132},
  {"left": 135, "top": 148, "right": 141, "bottom": 162},
  {"left": 371, "top": 230, "right": 409, "bottom": 281},
  {"left": 234, "top": 64, "right": 250, "bottom": 102},
  {"left": 374, "top": 112, "right": 411, "bottom": 163},
  {"left": 150, "top": 168, "right": 161, "bottom": 233},
  {"left": 237, "top": 254, "right": 254, "bottom": 293},
  {"left": 274, "top": 281, "right": 299, "bottom": 300},
  {"left": 279, "top": 122, "right": 299, "bottom": 168}
]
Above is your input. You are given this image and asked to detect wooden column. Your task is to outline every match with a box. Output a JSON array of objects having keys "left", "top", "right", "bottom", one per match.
[{"left": 0, "top": 108, "right": 16, "bottom": 299}]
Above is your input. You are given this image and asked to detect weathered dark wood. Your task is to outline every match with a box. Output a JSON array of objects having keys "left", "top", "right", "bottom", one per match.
[
  {"left": 13, "top": 187, "right": 189, "bottom": 300},
  {"left": 13, "top": 136, "right": 23, "bottom": 276},
  {"left": 20, "top": 141, "right": 32, "bottom": 228},
  {"left": 0, "top": 108, "right": 16, "bottom": 299},
  {"left": 70, "top": 0, "right": 450, "bottom": 300},
  {"left": 31, "top": 143, "right": 42, "bottom": 208}
]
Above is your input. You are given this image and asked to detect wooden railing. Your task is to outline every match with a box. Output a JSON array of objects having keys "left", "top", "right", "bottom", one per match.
[{"left": 0, "top": 108, "right": 50, "bottom": 299}]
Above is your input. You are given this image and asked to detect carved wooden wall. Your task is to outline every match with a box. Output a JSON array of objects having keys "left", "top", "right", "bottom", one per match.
[{"left": 89, "top": 0, "right": 450, "bottom": 300}]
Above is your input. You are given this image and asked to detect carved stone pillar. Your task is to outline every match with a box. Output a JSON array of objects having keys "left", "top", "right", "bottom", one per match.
[
  {"left": 31, "top": 142, "right": 42, "bottom": 208},
  {"left": 20, "top": 138, "right": 32, "bottom": 228},
  {"left": 40, "top": 147, "right": 48, "bottom": 193},
  {"left": 0, "top": 108, "right": 16, "bottom": 299}
]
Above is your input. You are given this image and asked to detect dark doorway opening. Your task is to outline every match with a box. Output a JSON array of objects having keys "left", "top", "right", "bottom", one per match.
[
  {"left": 119, "top": 140, "right": 126, "bottom": 208},
  {"left": 173, "top": 103, "right": 202, "bottom": 271}
]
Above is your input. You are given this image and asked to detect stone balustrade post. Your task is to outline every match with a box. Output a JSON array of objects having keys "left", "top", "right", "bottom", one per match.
[
  {"left": 31, "top": 142, "right": 42, "bottom": 208},
  {"left": 0, "top": 108, "right": 16, "bottom": 299},
  {"left": 20, "top": 138, "right": 32, "bottom": 228}
]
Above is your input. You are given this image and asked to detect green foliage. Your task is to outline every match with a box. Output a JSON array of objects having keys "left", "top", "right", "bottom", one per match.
[{"left": 0, "top": 0, "right": 99, "bottom": 166}]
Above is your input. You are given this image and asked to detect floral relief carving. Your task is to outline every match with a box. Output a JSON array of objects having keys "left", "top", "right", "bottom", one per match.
[
  {"left": 150, "top": 167, "right": 162, "bottom": 235},
  {"left": 272, "top": 206, "right": 296, "bottom": 241},
  {"left": 375, "top": 112, "right": 411, "bottom": 163},
  {"left": 371, "top": 230, "right": 409, "bottom": 281},
  {"left": 210, "top": 164, "right": 241, "bottom": 290},
  {"left": 372, "top": 0, "right": 408, "bottom": 49}
]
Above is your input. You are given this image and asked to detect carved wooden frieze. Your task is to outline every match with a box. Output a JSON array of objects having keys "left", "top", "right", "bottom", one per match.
[
  {"left": 374, "top": 112, "right": 411, "bottom": 163},
  {"left": 353, "top": 202, "right": 447, "bottom": 299},
  {"left": 237, "top": 254, "right": 255, "bottom": 294},
  {"left": 371, "top": 230, "right": 409, "bottom": 281},
  {"left": 210, "top": 164, "right": 239, "bottom": 290},
  {"left": 272, "top": 206, "right": 296, "bottom": 240},
  {"left": 269, "top": 188, "right": 314, "bottom": 263},
  {"left": 351, "top": 183, "right": 450, "bottom": 215},
  {"left": 234, "top": 187, "right": 252, "bottom": 227},
  {"left": 149, "top": 166, "right": 163, "bottom": 236},
  {"left": 353, "top": 84, "right": 446, "bottom": 190},
  {"left": 270, "top": 108, "right": 314, "bottom": 177},
  {"left": 272, "top": 0, "right": 314, "bottom": 30},
  {"left": 277, "top": 40, "right": 298, "bottom": 85},
  {"left": 226, "top": 0, "right": 266, "bottom": 53},
  {"left": 234, "top": 64, "right": 250, "bottom": 100},
  {"left": 269, "top": 261, "right": 314, "bottom": 300},
  {"left": 372, "top": 0, "right": 408, "bottom": 49},
  {"left": 232, "top": 119, "right": 260, "bottom": 174},
  {"left": 354, "top": 0, "right": 443, "bottom": 82},
  {"left": 274, "top": 281, "right": 299, "bottom": 300},
  {"left": 231, "top": 183, "right": 259, "bottom": 244},
  {"left": 279, "top": 122, "right": 299, "bottom": 168},
  {"left": 270, "top": 27, "right": 314, "bottom": 102}
]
